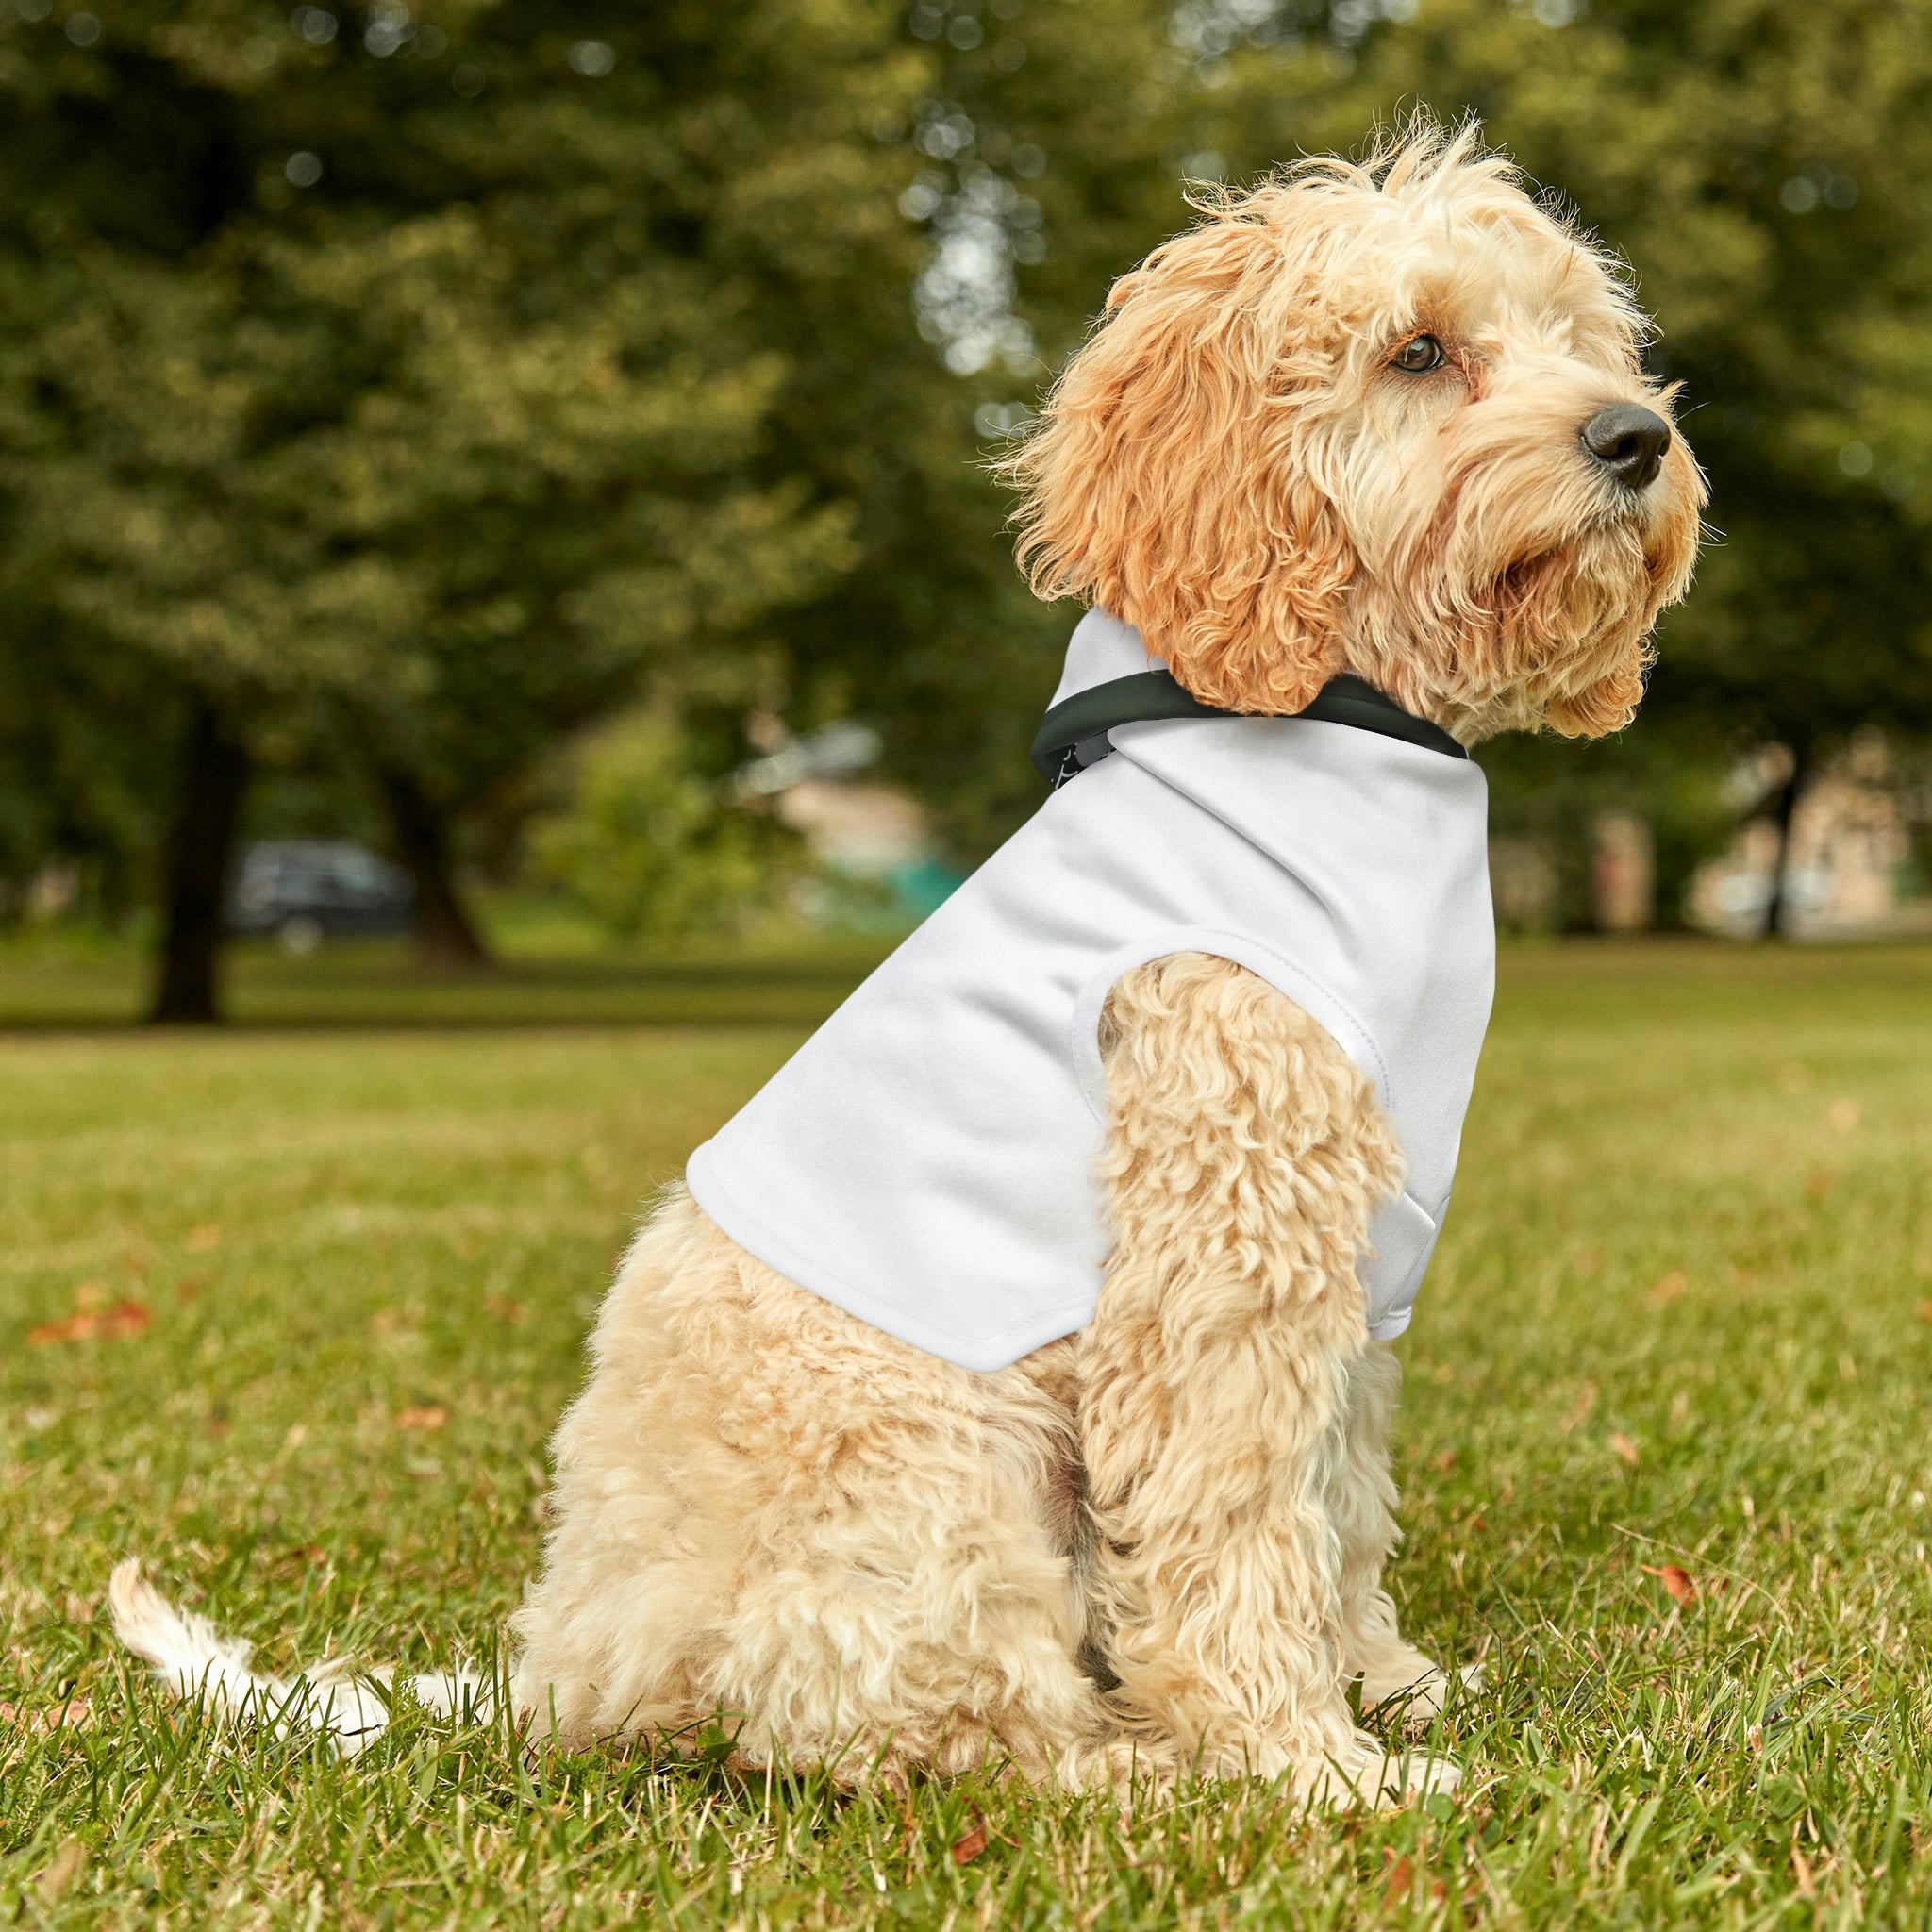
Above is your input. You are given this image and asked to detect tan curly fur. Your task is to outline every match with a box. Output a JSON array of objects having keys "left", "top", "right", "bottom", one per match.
[
  {"left": 506, "top": 954, "right": 1457, "bottom": 1805},
  {"left": 1001, "top": 120, "right": 1703, "bottom": 741},
  {"left": 114, "top": 119, "right": 1695, "bottom": 1810}
]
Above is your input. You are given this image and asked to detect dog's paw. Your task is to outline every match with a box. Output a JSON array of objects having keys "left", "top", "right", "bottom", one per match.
[
  {"left": 1299, "top": 1731, "right": 1460, "bottom": 1810},
  {"left": 1359, "top": 1655, "right": 1483, "bottom": 1728}
]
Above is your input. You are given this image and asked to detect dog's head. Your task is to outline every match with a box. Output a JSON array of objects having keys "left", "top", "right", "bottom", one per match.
[{"left": 1006, "top": 121, "right": 1705, "bottom": 741}]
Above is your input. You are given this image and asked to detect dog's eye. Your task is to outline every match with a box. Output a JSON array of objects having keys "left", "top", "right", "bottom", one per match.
[{"left": 1391, "top": 334, "right": 1445, "bottom": 375}]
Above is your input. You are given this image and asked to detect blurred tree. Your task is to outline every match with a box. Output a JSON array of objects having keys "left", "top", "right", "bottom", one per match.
[
  {"left": 530, "top": 708, "right": 802, "bottom": 941},
  {"left": 774, "top": 0, "right": 1193, "bottom": 858},
  {"left": 0, "top": 0, "right": 918, "bottom": 1012},
  {"left": 0, "top": 618, "right": 172, "bottom": 927},
  {"left": 9, "top": 0, "right": 1932, "bottom": 973}
]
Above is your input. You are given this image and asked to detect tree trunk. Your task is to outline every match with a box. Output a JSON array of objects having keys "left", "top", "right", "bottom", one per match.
[
  {"left": 148, "top": 697, "right": 250, "bottom": 1024},
  {"left": 379, "top": 764, "right": 490, "bottom": 968},
  {"left": 1760, "top": 743, "right": 1811, "bottom": 940}
]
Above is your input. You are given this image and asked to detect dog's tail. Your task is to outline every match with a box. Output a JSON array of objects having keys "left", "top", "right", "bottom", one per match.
[{"left": 108, "top": 1558, "right": 491, "bottom": 1758}]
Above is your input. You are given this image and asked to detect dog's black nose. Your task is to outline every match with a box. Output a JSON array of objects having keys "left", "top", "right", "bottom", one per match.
[{"left": 1580, "top": 404, "right": 1672, "bottom": 490}]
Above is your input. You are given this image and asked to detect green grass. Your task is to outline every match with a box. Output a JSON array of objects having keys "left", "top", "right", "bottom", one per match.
[{"left": 5, "top": 939, "right": 1932, "bottom": 1927}]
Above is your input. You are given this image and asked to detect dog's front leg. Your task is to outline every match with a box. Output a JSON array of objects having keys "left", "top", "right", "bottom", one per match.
[
  {"left": 1077, "top": 952, "right": 1453, "bottom": 1804},
  {"left": 1329, "top": 1341, "right": 1457, "bottom": 1723}
]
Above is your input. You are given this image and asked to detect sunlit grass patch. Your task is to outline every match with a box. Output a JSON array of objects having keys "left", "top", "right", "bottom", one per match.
[{"left": 4, "top": 941, "right": 1932, "bottom": 1926}]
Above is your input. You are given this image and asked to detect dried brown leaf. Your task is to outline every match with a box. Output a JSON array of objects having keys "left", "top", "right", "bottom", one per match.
[
  {"left": 1610, "top": 1432, "right": 1641, "bottom": 1468},
  {"left": 395, "top": 1406, "right": 447, "bottom": 1432},
  {"left": 0, "top": 1697, "right": 92, "bottom": 1736},
  {"left": 1646, "top": 1270, "right": 1688, "bottom": 1307},
  {"left": 1383, "top": 1853, "right": 1413, "bottom": 1905},
  {"left": 1642, "top": 1563, "right": 1695, "bottom": 1605},
  {"left": 28, "top": 1300, "right": 149, "bottom": 1346}
]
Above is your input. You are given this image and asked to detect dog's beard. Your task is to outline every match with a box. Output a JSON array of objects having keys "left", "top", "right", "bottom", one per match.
[
  {"left": 1350, "top": 481, "right": 1695, "bottom": 741},
  {"left": 1480, "top": 521, "right": 1660, "bottom": 735}
]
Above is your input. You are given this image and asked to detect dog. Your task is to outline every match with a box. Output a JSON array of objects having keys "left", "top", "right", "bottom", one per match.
[{"left": 113, "top": 121, "right": 1702, "bottom": 1807}]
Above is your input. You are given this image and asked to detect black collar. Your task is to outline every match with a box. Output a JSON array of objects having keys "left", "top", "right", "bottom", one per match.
[{"left": 1030, "top": 669, "right": 1467, "bottom": 787}]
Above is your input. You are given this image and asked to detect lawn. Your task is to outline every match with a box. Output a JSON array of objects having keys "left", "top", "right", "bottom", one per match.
[{"left": 4, "top": 939, "right": 1932, "bottom": 1927}]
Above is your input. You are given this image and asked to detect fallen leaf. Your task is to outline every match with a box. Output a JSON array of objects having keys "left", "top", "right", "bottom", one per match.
[
  {"left": 395, "top": 1406, "right": 447, "bottom": 1432},
  {"left": 1642, "top": 1563, "right": 1695, "bottom": 1605},
  {"left": 28, "top": 1301, "right": 149, "bottom": 1347},
  {"left": 1466, "top": 1513, "right": 1485, "bottom": 1533},
  {"left": 1383, "top": 1853, "right": 1413, "bottom": 1905},
  {"left": 1610, "top": 1432, "right": 1641, "bottom": 1468},
  {"left": 37, "top": 1837, "right": 86, "bottom": 1902},
  {"left": 185, "top": 1224, "right": 222, "bottom": 1253},
  {"left": 29, "top": 1312, "right": 96, "bottom": 1346},
  {"left": 0, "top": 1697, "right": 92, "bottom": 1737},
  {"left": 1826, "top": 1099, "right": 1860, "bottom": 1134},
  {"left": 1430, "top": 1449, "right": 1457, "bottom": 1474},
  {"left": 950, "top": 1817, "right": 989, "bottom": 1866},
  {"left": 1646, "top": 1270, "right": 1688, "bottom": 1307},
  {"left": 483, "top": 1294, "right": 526, "bottom": 1325}
]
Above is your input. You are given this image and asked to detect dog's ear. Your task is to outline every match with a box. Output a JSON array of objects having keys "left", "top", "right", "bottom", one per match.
[{"left": 1004, "top": 212, "right": 1354, "bottom": 714}]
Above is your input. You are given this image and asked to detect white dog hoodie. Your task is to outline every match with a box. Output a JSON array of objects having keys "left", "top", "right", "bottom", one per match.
[{"left": 687, "top": 610, "right": 1495, "bottom": 1373}]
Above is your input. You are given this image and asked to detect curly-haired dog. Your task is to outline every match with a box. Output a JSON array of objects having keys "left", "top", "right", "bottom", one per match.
[{"left": 113, "top": 123, "right": 1702, "bottom": 1804}]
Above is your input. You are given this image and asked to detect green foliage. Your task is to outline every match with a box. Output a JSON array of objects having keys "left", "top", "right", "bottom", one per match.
[
  {"left": 531, "top": 711, "right": 801, "bottom": 941},
  {"left": 0, "top": 0, "right": 930, "bottom": 910},
  {"left": 769, "top": 0, "right": 1191, "bottom": 859},
  {"left": 7, "top": 0, "right": 1932, "bottom": 931},
  {"left": 0, "top": 619, "right": 176, "bottom": 922},
  {"left": 7, "top": 943, "right": 1932, "bottom": 1923}
]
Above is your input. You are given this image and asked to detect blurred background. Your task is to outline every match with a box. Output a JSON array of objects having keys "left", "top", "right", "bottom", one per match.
[{"left": 4, "top": 0, "right": 1931, "bottom": 1024}]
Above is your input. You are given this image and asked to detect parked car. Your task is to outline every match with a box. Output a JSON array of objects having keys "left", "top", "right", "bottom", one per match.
[{"left": 227, "top": 841, "right": 414, "bottom": 952}]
